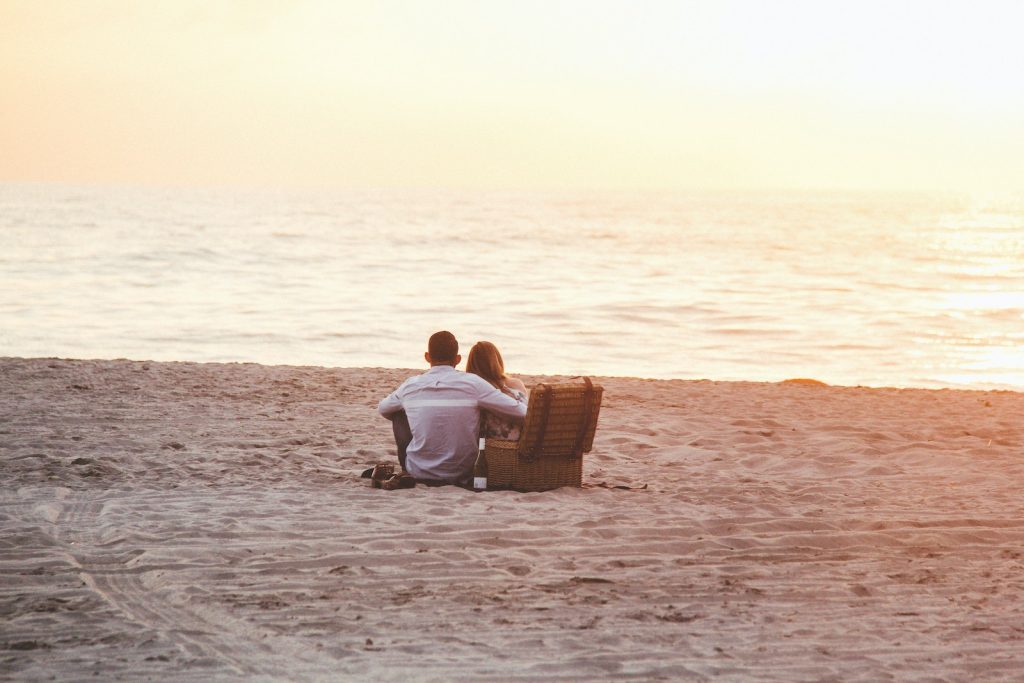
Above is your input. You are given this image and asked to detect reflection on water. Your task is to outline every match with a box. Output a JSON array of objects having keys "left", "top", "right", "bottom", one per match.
[{"left": 1, "top": 184, "right": 1022, "bottom": 389}]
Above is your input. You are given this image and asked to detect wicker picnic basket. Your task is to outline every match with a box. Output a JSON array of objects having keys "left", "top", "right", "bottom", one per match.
[{"left": 485, "top": 377, "right": 603, "bottom": 491}]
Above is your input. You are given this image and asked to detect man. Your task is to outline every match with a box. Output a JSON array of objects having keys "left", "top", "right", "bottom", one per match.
[{"left": 378, "top": 331, "right": 527, "bottom": 484}]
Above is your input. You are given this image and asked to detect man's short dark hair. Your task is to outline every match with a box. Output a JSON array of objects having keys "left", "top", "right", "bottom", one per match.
[{"left": 428, "top": 330, "right": 459, "bottom": 362}]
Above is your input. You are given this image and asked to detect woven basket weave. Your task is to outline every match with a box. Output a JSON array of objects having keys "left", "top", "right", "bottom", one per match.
[{"left": 486, "top": 378, "right": 603, "bottom": 491}]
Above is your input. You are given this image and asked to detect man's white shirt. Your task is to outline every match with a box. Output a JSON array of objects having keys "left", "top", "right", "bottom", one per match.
[{"left": 378, "top": 365, "right": 528, "bottom": 482}]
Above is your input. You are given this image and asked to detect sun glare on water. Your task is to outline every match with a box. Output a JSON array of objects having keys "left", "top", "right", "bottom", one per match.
[{"left": 919, "top": 200, "right": 1024, "bottom": 388}]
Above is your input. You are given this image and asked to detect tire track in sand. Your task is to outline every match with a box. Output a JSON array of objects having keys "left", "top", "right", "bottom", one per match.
[{"left": 52, "top": 492, "right": 331, "bottom": 679}]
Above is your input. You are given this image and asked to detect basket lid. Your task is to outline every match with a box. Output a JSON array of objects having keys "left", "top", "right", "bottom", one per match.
[{"left": 520, "top": 377, "right": 603, "bottom": 461}]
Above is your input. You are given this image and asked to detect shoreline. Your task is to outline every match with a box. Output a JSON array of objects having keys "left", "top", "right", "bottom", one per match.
[
  {"left": 3, "top": 355, "right": 1020, "bottom": 396},
  {"left": 3, "top": 356, "right": 1024, "bottom": 680}
]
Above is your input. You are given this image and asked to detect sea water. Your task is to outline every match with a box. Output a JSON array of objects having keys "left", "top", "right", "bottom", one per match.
[{"left": 2, "top": 184, "right": 1022, "bottom": 389}]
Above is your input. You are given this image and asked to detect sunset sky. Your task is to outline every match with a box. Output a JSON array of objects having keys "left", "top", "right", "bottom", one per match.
[{"left": 2, "top": 0, "right": 1023, "bottom": 192}]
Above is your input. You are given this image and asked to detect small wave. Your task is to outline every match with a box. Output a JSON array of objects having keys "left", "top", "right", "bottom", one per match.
[
  {"left": 855, "top": 279, "right": 938, "bottom": 292},
  {"left": 710, "top": 327, "right": 799, "bottom": 337},
  {"left": 820, "top": 342, "right": 889, "bottom": 351},
  {"left": 605, "top": 302, "right": 719, "bottom": 316},
  {"left": 312, "top": 331, "right": 380, "bottom": 340},
  {"left": 706, "top": 313, "right": 776, "bottom": 324},
  {"left": 947, "top": 275, "right": 1023, "bottom": 287}
]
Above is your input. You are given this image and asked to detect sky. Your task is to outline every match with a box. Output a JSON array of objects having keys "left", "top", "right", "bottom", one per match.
[{"left": 2, "top": 0, "right": 1024, "bottom": 192}]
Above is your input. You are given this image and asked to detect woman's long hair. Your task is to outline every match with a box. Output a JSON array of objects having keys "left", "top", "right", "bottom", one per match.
[{"left": 466, "top": 341, "right": 507, "bottom": 391}]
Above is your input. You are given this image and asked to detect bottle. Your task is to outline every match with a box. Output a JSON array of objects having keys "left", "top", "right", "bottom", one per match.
[{"left": 473, "top": 437, "right": 488, "bottom": 491}]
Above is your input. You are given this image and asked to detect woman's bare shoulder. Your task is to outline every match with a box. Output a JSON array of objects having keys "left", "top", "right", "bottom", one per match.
[{"left": 505, "top": 376, "right": 527, "bottom": 392}]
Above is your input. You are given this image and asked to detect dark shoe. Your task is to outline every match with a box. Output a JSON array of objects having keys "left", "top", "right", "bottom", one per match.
[
  {"left": 370, "top": 463, "right": 395, "bottom": 488},
  {"left": 380, "top": 473, "right": 416, "bottom": 490}
]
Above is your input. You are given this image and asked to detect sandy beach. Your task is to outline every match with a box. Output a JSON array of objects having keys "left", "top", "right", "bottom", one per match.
[{"left": 3, "top": 357, "right": 1024, "bottom": 681}]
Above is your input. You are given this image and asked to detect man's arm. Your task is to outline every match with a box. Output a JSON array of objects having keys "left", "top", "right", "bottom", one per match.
[
  {"left": 477, "top": 383, "right": 528, "bottom": 419},
  {"left": 378, "top": 388, "right": 404, "bottom": 418}
]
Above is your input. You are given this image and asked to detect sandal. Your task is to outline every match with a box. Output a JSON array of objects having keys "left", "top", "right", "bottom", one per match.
[
  {"left": 369, "top": 463, "right": 395, "bottom": 489},
  {"left": 381, "top": 473, "right": 416, "bottom": 490}
]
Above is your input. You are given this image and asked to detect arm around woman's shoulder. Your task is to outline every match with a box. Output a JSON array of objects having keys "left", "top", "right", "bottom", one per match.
[{"left": 505, "top": 377, "right": 527, "bottom": 393}]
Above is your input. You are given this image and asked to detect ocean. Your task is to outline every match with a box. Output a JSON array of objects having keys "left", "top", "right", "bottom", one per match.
[{"left": 2, "top": 184, "right": 1022, "bottom": 390}]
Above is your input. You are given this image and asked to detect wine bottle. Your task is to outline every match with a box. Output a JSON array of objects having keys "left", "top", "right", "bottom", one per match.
[{"left": 473, "top": 437, "right": 488, "bottom": 491}]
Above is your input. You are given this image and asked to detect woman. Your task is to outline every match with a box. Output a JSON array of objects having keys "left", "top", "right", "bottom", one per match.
[{"left": 466, "top": 341, "right": 527, "bottom": 441}]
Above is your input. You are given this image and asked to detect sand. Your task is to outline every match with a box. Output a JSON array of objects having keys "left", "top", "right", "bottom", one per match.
[{"left": 2, "top": 357, "right": 1024, "bottom": 681}]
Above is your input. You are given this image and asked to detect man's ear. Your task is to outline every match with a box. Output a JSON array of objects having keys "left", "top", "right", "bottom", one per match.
[
  {"left": 453, "top": 353, "right": 462, "bottom": 367},
  {"left": 424, "top": 351, "right": 432, "bottom": 365}
]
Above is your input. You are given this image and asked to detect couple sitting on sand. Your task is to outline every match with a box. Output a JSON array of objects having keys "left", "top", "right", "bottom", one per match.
[{"left": 376, "top": 330, "right": 528, "bottom": 486}]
